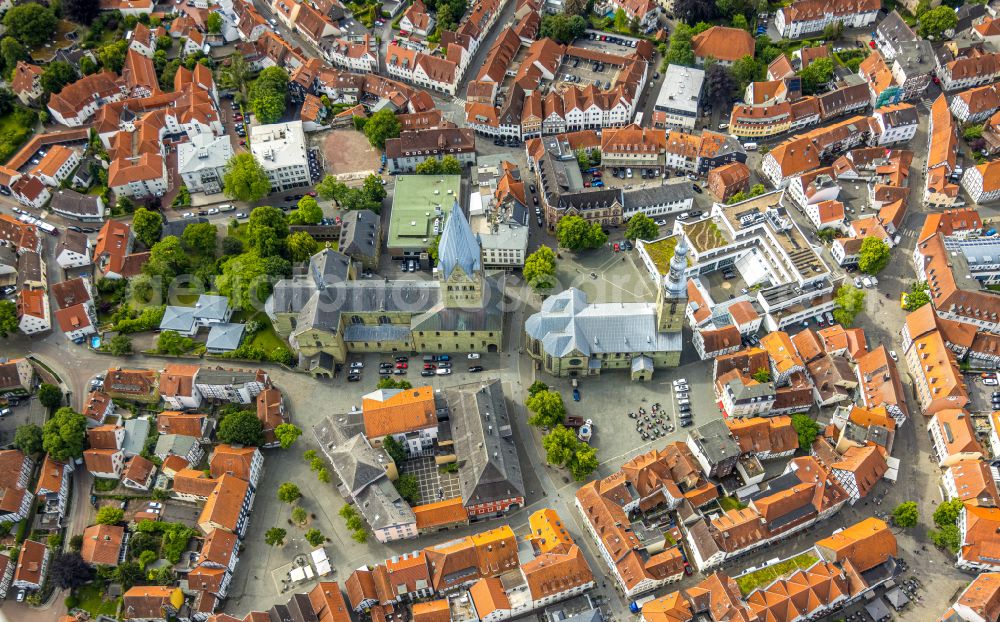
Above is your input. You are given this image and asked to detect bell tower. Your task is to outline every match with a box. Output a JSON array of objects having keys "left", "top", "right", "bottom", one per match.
[
  {"left": 656, "top": 236, "right": 689, "bottom": 333},
  {"left": 437, "top": 201, "right": 484, "bottom": 308}
]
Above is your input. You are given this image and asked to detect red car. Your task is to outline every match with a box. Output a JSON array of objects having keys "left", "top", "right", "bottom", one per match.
[
  {"left": 396, "top": 362, "right": 408, "bottom": 369},
  {"left": 613, "top": 243, "right": 620, "bottom": 252},
  {"left": 239, "top": 140, "right": 246, "bottom": 146},
  {"left": 592, "top": 171, "right": 602, "bottom": 177},
  {"left": 584, "top": 181, "right": 591, "bottom": 187},
  {"left": 423, "top": 363, "right": 436, "bottom": 370},
  {"left": 308, "top": 191, "right": 317, "bottom": 197}
]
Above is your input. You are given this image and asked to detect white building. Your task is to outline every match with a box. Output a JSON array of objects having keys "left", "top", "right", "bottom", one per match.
[
  {"left": 177, "top": 131, "right": 233, "bottom": 194},
  {"left": 249, "top": 121, "right": 311, "bottom": 192},
  {"left": 55, "top": 231, "right": 92, "bottom": 270},
  {"left": 873, "top": 104, "right": 919, "bottom": 146},
  {"left": 962, "top": 162, "right": 1000, "bottom": 204},
  {"left": 653, "top": 65, "right": 704, "bottom": 130},
  {"left": 774, "top": 0, "right": 879, "bottom": 39}
]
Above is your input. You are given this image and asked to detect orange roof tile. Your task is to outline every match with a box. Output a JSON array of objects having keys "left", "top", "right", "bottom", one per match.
[{"left": 362, "top": 386, "right": 437, "bottom": 439}]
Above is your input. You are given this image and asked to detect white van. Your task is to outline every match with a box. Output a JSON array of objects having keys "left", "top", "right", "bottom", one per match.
[
  {"left": 219, "top": 204, "right": 235, "bottom": 212},
  {"left": 677, "top": 399, "right": 690, "bottom": 406},
  {"left": 743, "top": 142, "right": 758, "bottom": 151}
]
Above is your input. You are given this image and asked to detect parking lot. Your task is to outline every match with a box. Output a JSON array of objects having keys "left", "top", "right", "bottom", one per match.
[
  {"left": 553, "top": 55, "right": 619, "bottom": 90},
  {"left": 965, "top": 372, "right": 1000, "bottom": 414},
  {"left": 0, "top": 397, "right": 45, "bottom": 448},
  {"left": 575, "top": 30, "right": 642, "bottom": 56}
]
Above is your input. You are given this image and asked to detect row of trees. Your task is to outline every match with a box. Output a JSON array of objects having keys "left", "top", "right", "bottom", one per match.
[
  {"left": 315, "top": 173, "right": 386, "bottom": 213},
  {"left": 526, "top": 382, "right": 598, "bottom": 480}
]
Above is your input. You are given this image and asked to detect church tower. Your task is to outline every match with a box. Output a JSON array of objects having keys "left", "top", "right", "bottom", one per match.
[
  {"left": 656, "top": 236, "right": 689, "bottom": 333},
  {"left": 437, "top": 201, "right": 484, "bottom": 308}
]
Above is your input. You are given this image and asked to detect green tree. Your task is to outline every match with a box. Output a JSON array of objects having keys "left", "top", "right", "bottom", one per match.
[
  {"left": 362, "top": 108, "right": 401, "bottom": 149},
  {"left": 95, "top": 506, "right": 125, "bottom": 525},
  {"left": 542, "top": 425, "right": 579, "bottom": 466},
  {"left": 751, "top": 368, "right": 771, "bottom": 383},
  {"left": 265, "top": 527, "right": 287, "bottom": 546},
  {"left": 427, "top": 235, "right": 441, "bottom": 263},
  {"left": 625, "top": 213, "right": 659, "bottom": 241},
  {"left": 132, "top": 207, "right": 163, "bottom": 248},
  {"left": 704, "top": 62, "right": 737, "bottom": 104},
  {"left": 63, "top": 0, "right": 100, "bottom": 24},
  {"left": 614, "top": 8, "right": 629, "bottom": 30},
  {"left": 37, "top": 383, "right": 63, "bottom": 410},
  {"left": 934, "top": 499, "right": 964, "bottom": 528},
  {"left": 217, "top": 53, "right": 253, "bottom": 101},
  {"left": 556, "top": 216, "right": 606, "bottom": 251},
  {"left": 4, "top": 3, "right": 58, "bottom": 48},
  {"left": 277, "top": 482, "right": 301, "bottom": 503},
  {"left": 290, "top": 195, "right": 323, "bottom": 225},
  {"left": 930, "top": 524, "right": 961, "bottom": 552},
  {"left": 964, "top": 125, "right": 984, "bottom": 140},
  {"left": 731, "top": 13, "right": 749, "bottom": 30},
  {"left": 248, "top": 66, "right": 288, "bottom": 123},
  {"left": 287, "top": 231, "right": 319, "bottom": 262},
  {"left": 156, "top": 330, "right": 196, "bottom": 355},
  {"left": 821, "top": 21, "right": 843, "bottom": 40},
  {"left": 217, "top": 252, "right": 288, "bottom": 312},
  {"left": 304, "top": 529, "right": 326, "bottom": 546},
  {"left": 316, "top": 175, "right": 347, "bottom": 201},
  {"left": 13, "top": 423, "right": 43, "bottom": 455},
  {"left": 730, "top": 55, "right": 760, "bottom": 90},
  {"left": 382, "top": 435, "right": 407, "bottom": 465},
  {"left": 858, "top": 237, "right": 890, "bottom": 275},
  {"left": 790, "top": 413, "right": 820, "bottom": 449},
  {"left": 665, "top": 23, "right": 697, "bottom": 66},
  {"left": 377, "top": 378, "right": 413, "bottom": 390},
  {"left": 223, "top": 153, "right": 271, "bottom": 202},
  {"left": 274, "top": 423, "right": 302, "bottom": 449},
  {"left": 40, "top": 61, "right": 76, "bottom": 95},
  {"left": 570, "top": 443, "right": 599, "bottom": 481},
  {"left": 362, "top": 174, "right": 387, "bottom": 205},
  {"left": 800, "top": 56, "right": 834, "bottom": 94},
  {"left": 97, "top": 39, "right": 129, "bottom": 73},
  {"left": 394, "top": 474, "right": 421, "bottom": 504},
  {"left": 143, "top": 236, "right": 189, "bottom": 283},
  {"left": 218, "top": 410, "right": 264, "bottom": 446},
  {"left": 108, "top": 333, "right": 133, "bottom": 356},
  {"left": 222, "top": 236, "right": 244, "bottom": 256},
  {"left": 206, "top": 12, "right": 222, "bottom": 33},
  {"left": 523, "top": 245, "right": 557, "bottom": 290},
  {"left": 918, "top": 5, "right": 957, "bottom": 39},
  {"left": 291, "top": 506, "right": 308, "bottom": 525},
  {"left": 138, "top": 549, "right": 158, "bottom": 570},
  {"left": 0, "top": 300, "right": 16, "bottom": 337},
  {"left": 245, "top": 205, "right": 289, "bottom": 256},
  {"left": 181, "top": 221, "right": 217, "bottom": 256},
  {"left": 892, "top": 501, "right": 919, "bottom": 528},
  {"left": 439, "top": 155, "right": 463, "bottom": 174},
  {"left": 528, "top": 381, "right": 548, "bottom": 396},
  {"left": 49, "top": 553, "right": 94, "bottom": 589},
  {"left": 1, "top": 38, "right": 29, "bottom": 74},
  {"left": 351, "top": 529, "right": 368, "bottom": 543},
  {"left": 904, "top": 282, "right": 931, "bottom": 311},
  {"left": 833, "top": 284, "right": 865, "bottom": 327},
  {"left": 317, "top": 467, "right": 330, "bottom": 483},
  {"left": 526, "top": 390, "right": 567, "bottom": 428},
  {"left": 416, "top": 158, "right": 443, "bottom": 175},
  {"left": 43, "top": 407, "right": 87, "bottom": 461},
  {"left": 749, "top": 183, "right": 766, "bottom": 197}
]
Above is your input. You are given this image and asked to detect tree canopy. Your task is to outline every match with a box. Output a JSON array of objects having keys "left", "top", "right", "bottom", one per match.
[
  {"left": 833, "top": 284, "right": 865, "bottom": 327},
  {"left": 278, "top": 482, "right": 301, "bottom": 503},
  {"left": 63, "top": 0, "right": 101, "bottom": 24},
  {"left": 96, "top": 506, "right": 125, "bottom": 525},
  {"left": 800, "top": 57, "right": 834, "bottom": 95},
  {"left": 40, "top": 61, "right": 76, "bottom": 95},
  {"left": 274, "top": 423, "right": 302, "bottom": 449},
  {"left": 13, "top": 423, "right": 43, "bottom": 455},
  {"left": 0, "top": 300, "right": 16, "bottom": 337},
  {"left": 703, "top": 63, "right": 737, "bottom": 104},
  {"left": 248, "top": 66, "right": 288, "bottom": 123},
  {"left": 362, "top": 108, "right": 401, "bottom": 149},
  {"left": 790, "top": 414, "right": 820, "bottom": 449},
  {"left": 541, "top": 426, "right": 599, "bottom": 481},
  {"left": 37, "top": 384, "right": 63, "bottom": 409},
  {"left": 217, "top": 409, "right": 265, "bottom": 446},
  {"left": 42, "top": 407, "right": 88, "bottom": 461},
  {"left": 625, "top": 213, "right": 659, "bottom": 241},
  {"left": 49, "top": 552, "right": 94, "bottom": 589},
  {"left": 181, "top": 222, "right": 218, "bottom": 256},
  {"left": 4, "top": 3, "right": 58, "bottom": 49},
  {"left": 265, "top": 527, "right": 287, "bottom": 546},
  {"left": 287, "top": 231, "right": 320, "bottom": 262},
  {"left": 539, "top": 13, "right": 587, "bottom": 43},
  {"left": 217, "top": 251, "right": 290, "bottom": 312},
  {"left": 414, "top": 155, "right": 463, "bottom": 175},
  {"left": 526, "top": 389, "right": 567, "bottom": 428},
  {"left": 858, "top": 237, "right": 890, "bottom": 275},
  {"left": 892, "top": 501, "right": 919, "bottom": 528},
  {"left": 523, "top": 245, "right": 558, "bottom": 290},
  {"left": 132, "top": 207, "right": 163, "bottom": 248},
  {"left": 394, "top": 474, "right": 420, "bottom": 504},
  {"left": 556, "top": 216, "right": 607, "bottom": 251},
  {"left": 223, "top": 153, "right": 271, "bottom": 202},
  {"left": 918, "top": 5, "right": 957, "bottom": 39}
]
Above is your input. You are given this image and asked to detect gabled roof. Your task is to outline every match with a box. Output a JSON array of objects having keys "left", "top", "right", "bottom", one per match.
[
  {"left": 81, "top": 524, "right": 125, "bottom": 565},
  {"left": 438, "top": 201, "right": 481, "bottom": 279},
  {"left": 691, "top": 26, "right": 754, "bottom": 62}
]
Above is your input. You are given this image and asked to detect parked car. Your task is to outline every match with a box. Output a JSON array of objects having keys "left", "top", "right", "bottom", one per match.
[
  {"left": 421, "top": 370, "right": 435, "bottom": 377},
  {"left": 468, "top": 365, "right": 484, "bottom": 373},
  {"left": 436, "top": 368, "right": 452, "bottom": 375},
  {"left": 572, "top": 388, "right": 580, "bottom": 401},
  {"left": 350, "top": 362, "right": 364, "bottom": 369},
  {"left": 347, "top": 374, "right": 361, "bottom": 382},
  {"left": 468, "top": 353, "right": 480, "bottom": 359}
]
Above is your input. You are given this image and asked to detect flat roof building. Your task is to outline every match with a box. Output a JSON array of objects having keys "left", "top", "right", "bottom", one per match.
[
  {"left": 249, "top": 121, "right": 310, "bottom": 192},
  {"left": 386, "top": 175, "right": 461, "bottom": 256},
  {"left": 653, "top": 65, "right": 704, "bottom": 130}
]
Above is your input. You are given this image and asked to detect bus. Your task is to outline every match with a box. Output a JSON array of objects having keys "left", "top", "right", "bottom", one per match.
[{"left": 36, "top": 221, "right": 57, "bottom": 235}]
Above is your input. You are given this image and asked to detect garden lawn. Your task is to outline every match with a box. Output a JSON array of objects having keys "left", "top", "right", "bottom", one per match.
[
  {"left": 244, "top": 312, "right": 293, "bottom": 358},
  {"left": 719, "top": 496, "right": 747, "bottom": 511},
  {"left": 735, "top": 553, "right": 819, "bottom": 594},
  {"left": 74, "top": 583, "right": 120, "bottom": 617},
  {"left": 0, "top": 108, "right": 37, "bottom": 165}
]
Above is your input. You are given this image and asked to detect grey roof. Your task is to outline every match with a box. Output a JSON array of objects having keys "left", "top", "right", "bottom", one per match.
[
  {"left": 287, "top": 281, "right": 440, "bottom": 337},
  {"left": 445, "top": 379, "right": 524, "bottom": 508},
  {"left": 956, "top": 3, "right": 988, "bottom": 32},
  {"left": 154, "top": 434, "right": 200, "bottom": 460},
  {"left": 355, "top": 476, "right": 415, "bottom": 530},
  {"left": 688, "top": 419, "right": 740, "bottom": 465},
  {"left": 410, "top": 274, "right": 504, "bottom": 332},
  {"left": 622, "top": 183, "right": 694, "bottom": 213},
  {"left": 893, "top": 40, "right": 935, "bottom": 76},
  {"left": 656, "top": 64, "right": 705, "bottom": 115},
  {"left": 524, "top": 288, "right": 682, "bottom": 358},
  {"left": 878, "top": 104, "right": 919, "bottom": 127},
  {"left": 122, "top": 418, "right": 150, "bottom": 456},
  {"left": 338, "top": 210, "right": 380, "bottom": 260},
  {"left": 194, "top": 368, "right": 262, "bottom": 386},
  {"left": 631, "top": 355, "right": 653, "bottom": 372},
  {"left": 343, "top": 323, "right": 413, "bottom": 342},
  {"left": 160, "top": 306, "right": 197, "bottom": 333},
  {"left": 555, "top": 188, "right": 623, "bottom": 212},
  {"left": 206, "top": 323, "right": 246, "bottom": 351},
  {"left": 562, "top": 609, "right": 604, "bottom": 622},
  {"left": 308, "top": 248, "right": 352, "bottom": 288},
  {"left": 49, "top": 190, "right": 102, "bottom": 218},
  {"left": 328, "top": 433, "right": 392, "bottom": 497},
  {"left": 438, "top": 200, "right": 481, "bottom": 279},
  {"left": 0, "top": 245, "right": 16, "bottom": 270},
  {"left": 193, "top": 295, "right": 231, "bottom": 321},
  {"left": 876, "top": 11, "right": 916, "bottom": 52},
  {"left": 56, "top": 230, "right": 89, "bottom": 257},
  {"left": 17, "top": 251, "right": 41, "bottom": 284},
  {"left": 725, "top": 376, "right": 775, "bottom": 401}
]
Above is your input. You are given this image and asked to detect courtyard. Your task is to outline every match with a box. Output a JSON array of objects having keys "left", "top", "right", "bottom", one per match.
[
  {"left": 314, "top": 129, "right": 381, "bottom": 182},
  {"left": 402, "top": 456, "right": 461, "bottom": 505}
]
